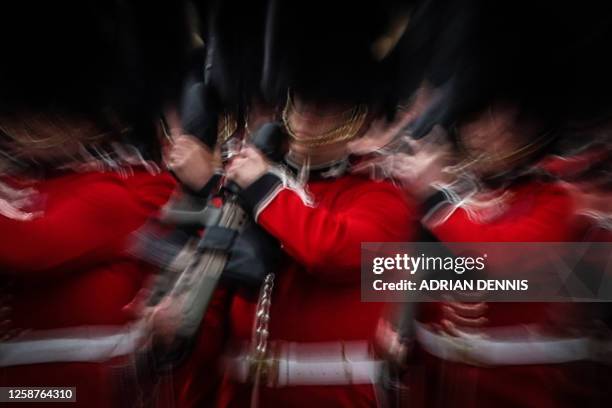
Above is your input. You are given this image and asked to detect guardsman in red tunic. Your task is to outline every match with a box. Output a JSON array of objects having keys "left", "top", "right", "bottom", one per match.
[
  {"left": 0, "top": 113, "right": 175, "bottom": 408},
  {"left": 161, "top": 89, "right": 417, "bottom": 407},
  {"left": 374, "top": 101, "right": 610, "bottom": 407},
  {"left": 156, "top": 1, "right": 419, "bottom": 405},
  {"left": 0, "top": 2, "right": 195, "bottom": 406}
]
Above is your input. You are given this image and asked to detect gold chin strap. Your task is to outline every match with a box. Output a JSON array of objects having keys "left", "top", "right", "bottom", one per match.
[
  {"left": 282, "top": 92, "right": 368, "bottom": 148},
  {"left": 0, "top": 113, "right": 118, "bottom": 152},
  {"left": 217, "top": 111, "right": 238, "bottom": 144},
  {"left": 461, "top": 129, "right": 556, "bottom": 170}
]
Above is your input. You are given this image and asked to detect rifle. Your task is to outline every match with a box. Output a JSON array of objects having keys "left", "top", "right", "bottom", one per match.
[{"left": 117, "top": 124, "right": 284, "bottom": 408}]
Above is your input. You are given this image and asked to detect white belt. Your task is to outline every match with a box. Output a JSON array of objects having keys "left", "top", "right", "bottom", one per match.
[
  {"left": 0, "top": 324, "right": 145, "bottom": 367},
  {"left": 226, "top": 341, "right": 383, "bottom": 387},
  {"left": 416, "top": 322, "right": 593, "bottom": 366}
]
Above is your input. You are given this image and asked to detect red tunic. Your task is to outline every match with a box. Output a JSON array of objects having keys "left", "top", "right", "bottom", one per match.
[
  {"left": 0, "top": 169, "right": 175, "bottom": 408},
  {"left": 412, "top": 180, "right": 607, "bottom": 408},
  {"left": 209, "top": 169, "right": 417, "bottom": 407}
]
